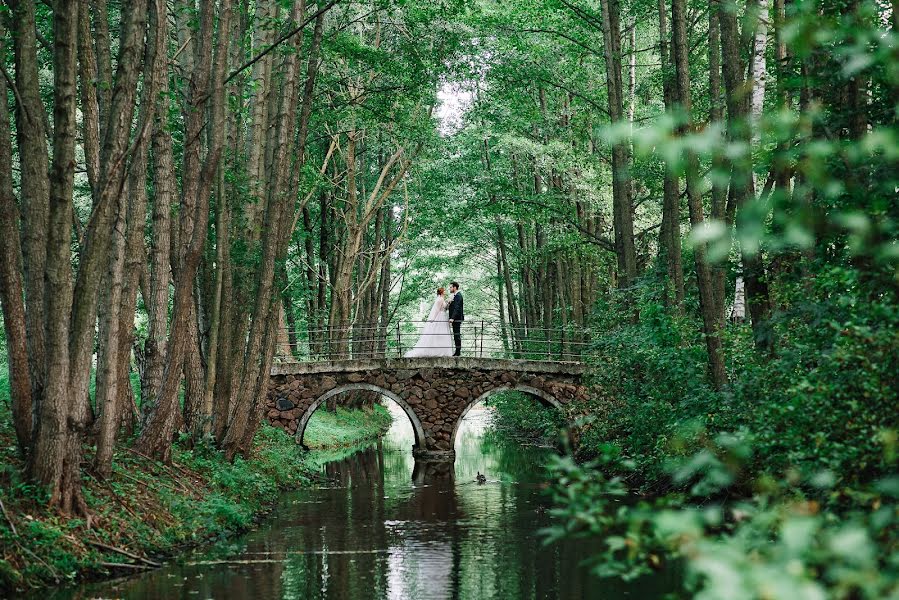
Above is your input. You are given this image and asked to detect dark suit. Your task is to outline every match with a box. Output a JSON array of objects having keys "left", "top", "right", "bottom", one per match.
[{"left": 447, "top": 291, "right": 464, "bottom": 356}]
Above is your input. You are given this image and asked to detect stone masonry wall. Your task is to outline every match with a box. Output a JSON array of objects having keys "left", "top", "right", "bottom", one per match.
[{"left": 266, "top": 358, "right": 587, "bottom": 457}]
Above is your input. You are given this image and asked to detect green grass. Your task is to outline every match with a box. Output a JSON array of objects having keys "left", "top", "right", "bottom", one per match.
[
  {"left": 0, "top": 380, "right": 393, "bottom": 593},
  {"left": 305, "top": 404, "right": 393, "bottom": 448}
]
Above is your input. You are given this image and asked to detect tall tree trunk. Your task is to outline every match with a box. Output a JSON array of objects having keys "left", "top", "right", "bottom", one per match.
[
  {"left": 90, "top": 0, "right": 113, "bottom": 124},
  {"left": 142, "top": 4, "right": 174, "bottom": 412},
  {"left": 77, "top": 0, "right": 101, "bottom": 195},
  {"left": 674, "top": 0, "right": 728, "bottom": 388},
  {"left": 749, "top": 0, "right": 770, "bottom": 154},
  {"left": 30, "top": 0, "right": 83, "bottom": 514},
  {"left": 599, "top": 0, "right": 637, "bottom": 292},
  {"left": 658, "top": 0, "right": 685, "bottom": 310},
  {"left": 0, "top": 28, "right": 32, "bottom": 453},
  {"left": 718, "top": 0, "right": 773, "bottom": 351},
  {"left": 496, "top": 249, "right": 509, "bottom": 352},
  {"left": 92, "top": 0, "right": 155, "bottom": 476},
  {"left": 10, "top": 0, "right": 51, "bottom": 439},
  {"left": 202, "top": 164, "right": 229, "bottom": 434},
  {"left": 708, "top": 4, "right": 727, "bottom": 319},
  {"left": 93, "top": 184, "right": 129, "bottom": 475},
  {"left": 496, "top": 222, "right": 521, "bottom": 349},
  {"left": 138, "top": 0, "right": 226, "bottom": 460},
  {"left": 222, "top": 0, "right": 307, "bottom": 459}
]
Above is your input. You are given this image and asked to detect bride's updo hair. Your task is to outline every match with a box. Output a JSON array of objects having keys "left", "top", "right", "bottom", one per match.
[{"left": 436, "top": 286, "right": 445, "bottom": 296}]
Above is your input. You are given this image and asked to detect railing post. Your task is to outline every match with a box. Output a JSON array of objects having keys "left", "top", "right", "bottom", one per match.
[{"left": 480, "top": 320, "right": 484, "bottom": 358}]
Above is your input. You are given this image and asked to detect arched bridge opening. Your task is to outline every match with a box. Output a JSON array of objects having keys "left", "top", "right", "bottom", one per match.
[
  {"left": 296, "top": 383, "right": 426, "bottom": 452},
  {"left": 450, "top": 384, "right": 565, "bottom": 450}
]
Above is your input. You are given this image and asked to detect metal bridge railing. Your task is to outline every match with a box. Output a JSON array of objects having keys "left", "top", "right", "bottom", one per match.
[{"left": 274, "top": 321, "right": 590, "bottom": 364}]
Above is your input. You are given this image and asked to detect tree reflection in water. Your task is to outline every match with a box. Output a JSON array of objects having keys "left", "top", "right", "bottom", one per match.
[{"left": 64, "top": 400, "right": 675, "bottom": 599}]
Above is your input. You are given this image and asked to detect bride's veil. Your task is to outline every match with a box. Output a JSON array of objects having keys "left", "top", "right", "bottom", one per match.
[{"left": 424, "top": 296, "right": 444, "bottom": 322}]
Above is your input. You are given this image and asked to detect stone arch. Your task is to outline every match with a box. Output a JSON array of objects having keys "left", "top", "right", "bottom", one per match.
[
  {"left": 449, "top": 384, "right": 565, "bottom": 449},
  {"left": 296, "top": 383, "right": 427, "bottom": 450}
]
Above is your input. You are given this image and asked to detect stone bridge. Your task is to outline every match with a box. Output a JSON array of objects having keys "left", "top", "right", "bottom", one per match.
[{"left": 266, "top": 358, "right": 587, "bottom": 460}]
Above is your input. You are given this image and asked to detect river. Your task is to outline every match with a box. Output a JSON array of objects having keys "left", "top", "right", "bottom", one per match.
[{"left": 57, "top": 402, "right": 675, "bottom": 599}]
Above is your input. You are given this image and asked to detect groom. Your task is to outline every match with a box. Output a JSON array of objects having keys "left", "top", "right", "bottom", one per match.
[{"left": 447, "top": 281, "right": 464, "bottom": 357}]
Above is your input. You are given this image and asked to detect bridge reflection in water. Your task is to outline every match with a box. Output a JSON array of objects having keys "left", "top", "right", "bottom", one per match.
[{"left": 66, "top": 401, "right": 676, "bottom": 599}]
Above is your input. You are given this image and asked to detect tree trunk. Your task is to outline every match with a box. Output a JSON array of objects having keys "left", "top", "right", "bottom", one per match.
[
  {"left": 92, "top": 183, "right": 129, "bottom": 475},
  {"left": 674, "top": 0, "right": 728, "bottom": 388},
  {"left": 139, "top": 0, "right": 226, "bottom": 460},
  {"left": 496, "top": 221, "right": 521, "bottom": 349},
  {"left": 599, "top": 0, "right": 637, "bottom": 291},
  {"left": 0, "top": 31, "right": 33, "bottom": 453},
  {"left": 203, "top": 164, "right": 229, "bottom": 435},
  {"left": 718, "top": 0, "right": 773, "bottom": 351},
  {"left": 30, "top": 0, "right": 83, "bottom": 514},
  {"left": 77, "top": 0, "right": 101, "bottom": 195},
  {"left": 658, "top": 0, "right": 685, "bottom": 310},
  {"left": 143, "top": 4, "right": 174, "bottom": 413},
  {"left": 709, "top": 4, "right": 728, "bottom": 320},
  {"left": 90, "top": 0, "right": 113, "bottom": 124},
  {"left": 222, "top": 0, "right": 306, "bottom": 459},
  {"left": 11, "top": 0, "right": 51, "bottom": 436},
  {"left": 94, "top": 0, "right": 163, "bottom": 470}
]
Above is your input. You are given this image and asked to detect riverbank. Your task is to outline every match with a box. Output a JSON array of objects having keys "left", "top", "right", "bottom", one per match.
[{"left": 0, "top": 403, "right": 393, "bottom": 594}]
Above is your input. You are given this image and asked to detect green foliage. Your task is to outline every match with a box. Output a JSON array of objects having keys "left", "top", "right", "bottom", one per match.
[
  {"left": 542, "top": 438, "right": 899, "bottom": 599},
  {"left": 487, "top": 391, "right": 567, "bottom": 443},
  {"left": 569, "top": 256, "right": 899, "bottom": 491}
]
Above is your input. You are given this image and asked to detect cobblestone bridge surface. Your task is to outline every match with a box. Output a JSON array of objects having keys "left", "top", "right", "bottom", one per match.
[{"left": 266, "top": 357, "right": 587, "bottom": 460}]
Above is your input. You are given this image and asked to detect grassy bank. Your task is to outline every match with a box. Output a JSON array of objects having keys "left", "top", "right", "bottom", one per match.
[{"left": 0, "top": 402, "right": 392, "bottom": 593}]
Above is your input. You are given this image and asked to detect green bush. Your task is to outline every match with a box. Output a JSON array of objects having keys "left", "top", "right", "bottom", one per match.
[
  {"left": 563, "top": 261, "right": 899, "bottom": 491},
  {"left": 488, "top": 390, "right": 567, "bottom": 443}
]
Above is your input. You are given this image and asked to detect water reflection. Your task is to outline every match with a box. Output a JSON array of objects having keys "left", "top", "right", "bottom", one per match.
[{"left": 60, "top": 401, "right": 674, "bottom": 599}]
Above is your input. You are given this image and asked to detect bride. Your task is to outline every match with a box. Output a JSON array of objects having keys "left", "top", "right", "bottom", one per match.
[{"left": 405, "top": 287, "right": 454, "bottom": 357}]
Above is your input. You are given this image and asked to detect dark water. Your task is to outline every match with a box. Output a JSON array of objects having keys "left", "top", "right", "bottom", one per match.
[{"left": 59, "top": 405, "right": 674, "bottom": 599}]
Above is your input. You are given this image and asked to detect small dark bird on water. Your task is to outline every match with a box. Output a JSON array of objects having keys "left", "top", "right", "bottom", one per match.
[{"left": 476, "top": 472, "right": 486, "bottom": 484}]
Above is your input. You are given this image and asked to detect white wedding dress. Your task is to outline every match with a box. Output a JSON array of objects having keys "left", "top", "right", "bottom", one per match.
[{"left": 405, "top": 295, "right": 454, "bottom": 357}]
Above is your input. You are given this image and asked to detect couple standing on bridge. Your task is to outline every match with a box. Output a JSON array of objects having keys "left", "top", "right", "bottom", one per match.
[{"left": 405, "top": 282, "right": 465, "bottom": 358}]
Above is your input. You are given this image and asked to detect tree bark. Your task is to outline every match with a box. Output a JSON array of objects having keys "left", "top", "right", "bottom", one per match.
[
  {"left": 0, "top": 28, "right": 32, "bottom": 453},
  {"left": 138, "top": 0, "right": 226, "bottom": 460},
  {"left": 90, "top": 0, "right": 113, "bottom": 125},
  {"left": 202, "top": 164, "right": 229, "bottom": 436},
  {"left": 709, "top": 4, "right": 727, "bottom": 320},
  {"left": 674, "top": 0, "right": 728, "bottom": 388},
  {"left": 10, "top": 0, "right": 51, "bottom": 433},
  {"left": 142, "top": 4, "right": 174, "bottom": 413},
  {"left": 30, "top": 0, "right": 83, "bottom": 514},
  {"left": 718, "top": 0, "right": 773, "bottom": 351},
  {"left": 658, "top": 0, "right": 685, "bottom": 310},
  {"left": 77, "top": 0, "right": 101, "bottom": 195},
  {"left": 599, "top": 0, "right": 637, "bottom": 291},
  {"left": 222, "top": 0, "right": 306, "bottom": 460}
]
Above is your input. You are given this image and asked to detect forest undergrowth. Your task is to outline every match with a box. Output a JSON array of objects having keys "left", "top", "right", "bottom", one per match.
[{"left": 0, "top": 396, "right": 392, "bottom": 593}]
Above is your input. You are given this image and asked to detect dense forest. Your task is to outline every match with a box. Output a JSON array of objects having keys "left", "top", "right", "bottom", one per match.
[{"left": 0, "top": 0, "right": 897, "bottom": 595}]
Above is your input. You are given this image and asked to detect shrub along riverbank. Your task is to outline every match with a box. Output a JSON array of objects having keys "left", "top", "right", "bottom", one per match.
[
  {"left": 0, "top": 402, "right": 393, "bottom": 593},
  {"left": 489, "top": 273, "right": 898, "bottom": 598}
]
